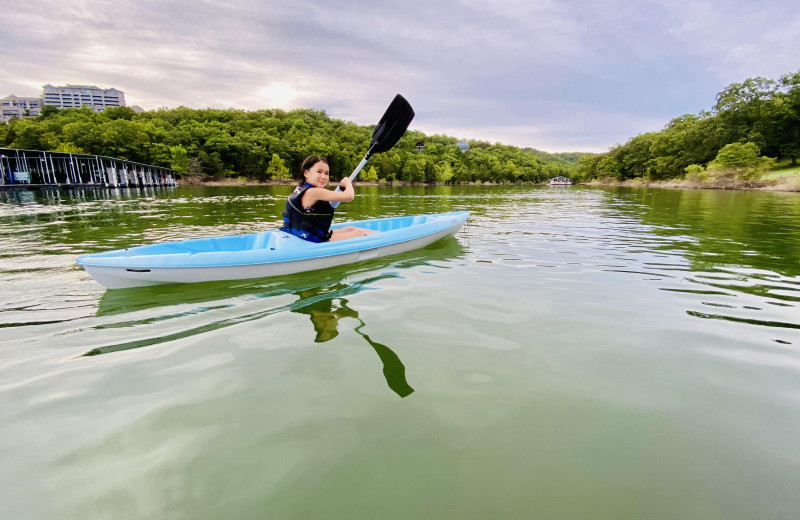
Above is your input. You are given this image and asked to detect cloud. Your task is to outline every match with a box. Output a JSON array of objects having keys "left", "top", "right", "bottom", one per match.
[{"left": 1, "top": 0, "right": 798, "bottom": 152}]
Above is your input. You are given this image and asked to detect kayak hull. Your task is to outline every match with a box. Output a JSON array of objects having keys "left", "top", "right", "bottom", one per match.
[{"left": 77, "top": 212, "right": 469, "bottom": 289}]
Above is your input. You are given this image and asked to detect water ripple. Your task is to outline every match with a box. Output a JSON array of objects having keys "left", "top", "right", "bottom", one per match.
[{"left": 2, "top": 186, "right": 800, "bottom": 519}]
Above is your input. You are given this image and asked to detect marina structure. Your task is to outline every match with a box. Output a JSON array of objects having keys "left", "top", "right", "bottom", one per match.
[{"left": 0, "top": 147, "right": 177, "bottom": 190}]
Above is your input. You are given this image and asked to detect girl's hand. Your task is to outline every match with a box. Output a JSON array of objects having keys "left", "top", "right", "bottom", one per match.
[{"left": 339, "top": 177, "right": 352, "bottom": 190}]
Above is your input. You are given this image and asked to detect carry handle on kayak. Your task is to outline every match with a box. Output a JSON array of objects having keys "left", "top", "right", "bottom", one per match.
[{"left": 330, "top": 94, "right": 415, "bottom": 208}]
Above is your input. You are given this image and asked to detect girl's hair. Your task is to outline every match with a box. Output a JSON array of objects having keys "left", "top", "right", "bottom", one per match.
[{"left": 298, "top": 155, "right": 329, "bottom": 182}]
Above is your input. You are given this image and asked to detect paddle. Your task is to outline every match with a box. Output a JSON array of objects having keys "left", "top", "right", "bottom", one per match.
[{"left": 330, "top": 94, "right": 415, "bottom": 208}]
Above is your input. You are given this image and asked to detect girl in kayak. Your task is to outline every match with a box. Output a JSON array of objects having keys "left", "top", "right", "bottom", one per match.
[{"left": 281, "top": 156, "right": 379, "bottom": 242}]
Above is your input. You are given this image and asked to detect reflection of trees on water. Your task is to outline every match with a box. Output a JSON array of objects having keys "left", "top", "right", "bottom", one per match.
[
  {"left": 292, "top": 284, "right": 414, "bottom": 398},
  {"left": 603, "top": 188, "right": 800, "bottom": 277}
]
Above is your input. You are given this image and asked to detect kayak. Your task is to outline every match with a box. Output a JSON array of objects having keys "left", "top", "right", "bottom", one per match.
[{"left": 77, "top": 211, "right": 470, "bottom": 289}]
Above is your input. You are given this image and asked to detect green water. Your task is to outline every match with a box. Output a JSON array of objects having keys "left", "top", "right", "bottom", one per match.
[{"left": 1, "top": 185, "right": 799, "bottom": 519}]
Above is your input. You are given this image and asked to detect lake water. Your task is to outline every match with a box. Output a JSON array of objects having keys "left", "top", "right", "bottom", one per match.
[{"left": 1, "top": 185, "right": 799, "bottom": 519}]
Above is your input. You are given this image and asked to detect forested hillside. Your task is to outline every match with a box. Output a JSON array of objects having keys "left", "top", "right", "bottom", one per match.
[
  {"left": 0, "top": 105, "right": 580, "bottom": 184},
  {"left": 577, "top": 71, "right": 800, "bottom": 182}
]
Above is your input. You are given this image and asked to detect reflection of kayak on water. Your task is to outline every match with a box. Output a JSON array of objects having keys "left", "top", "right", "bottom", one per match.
[
  {"left": 77, "top": 211, "right": 470, "bottom": 289},
  {"left": 93, "top": 238, "right": 466, "bottom": 316}
]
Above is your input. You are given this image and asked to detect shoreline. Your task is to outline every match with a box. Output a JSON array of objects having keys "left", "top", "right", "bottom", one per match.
[
  {"left": 176, "top": 177, "right": 521, "bottom": 188},
  {"left": 585, "top": 176, "right": 800, "bottom": 192},
  {"left": 178, "top": 176, "right": 800, "bottom": 192}
]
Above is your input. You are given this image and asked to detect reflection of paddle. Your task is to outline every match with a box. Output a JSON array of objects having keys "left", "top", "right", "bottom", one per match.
[
  {"left": 331, "top": 94, "right": 415, "bottom": 208},
  {"left": 354, "top": 320, "right": 414, "bottom": 398},
  {"left": 292, "top": 289, "right": 414, "bottom": 398}
]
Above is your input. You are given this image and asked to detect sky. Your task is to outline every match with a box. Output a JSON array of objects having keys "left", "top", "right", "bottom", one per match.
[{"left": 2, "top": 0, "right": 799, "bottom": 153}]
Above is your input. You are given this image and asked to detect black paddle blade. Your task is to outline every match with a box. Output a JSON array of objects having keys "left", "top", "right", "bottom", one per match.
[{"left": 368, "top": 94, "right": 415, "bottom": 156}]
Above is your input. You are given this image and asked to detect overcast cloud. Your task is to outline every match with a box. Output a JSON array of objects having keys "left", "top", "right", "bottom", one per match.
[{"left": 2, "top": 0, "right": 798, "bottom": 152}]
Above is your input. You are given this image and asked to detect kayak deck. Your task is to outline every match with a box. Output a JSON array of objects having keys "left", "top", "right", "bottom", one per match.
[{"left": 117, "top": 214, "right": 439, "bottom": 255}]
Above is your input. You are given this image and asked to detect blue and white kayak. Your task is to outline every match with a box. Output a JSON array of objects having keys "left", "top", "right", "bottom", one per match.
[{"left": 77, "top": 211, "right": 470, "bottom": 289}]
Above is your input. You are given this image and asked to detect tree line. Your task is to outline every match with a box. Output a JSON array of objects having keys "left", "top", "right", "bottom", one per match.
[
  {"left": 576, "top": 71, "right": 800, "bottom": 182},
  {"left": 0, "top": 104, "right": 580, "bottom": 184}
]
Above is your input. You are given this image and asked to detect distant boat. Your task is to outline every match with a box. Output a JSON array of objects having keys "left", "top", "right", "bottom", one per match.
[{"left": 548, "top": 176, "right": 572, "bottom": 186}]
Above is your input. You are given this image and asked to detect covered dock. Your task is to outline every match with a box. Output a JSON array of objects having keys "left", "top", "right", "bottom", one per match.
[{"left": 0, "top": 147, "right": 177, "bottom": 189}]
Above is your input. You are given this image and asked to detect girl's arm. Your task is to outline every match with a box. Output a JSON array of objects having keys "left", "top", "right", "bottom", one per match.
[{"left": 302, "top": 178, "right": 354, "bottom": 207}]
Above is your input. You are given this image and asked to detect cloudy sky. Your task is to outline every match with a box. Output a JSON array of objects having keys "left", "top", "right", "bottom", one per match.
[{"left": 2, "top": 0, "right": 798, "bottom": 152}]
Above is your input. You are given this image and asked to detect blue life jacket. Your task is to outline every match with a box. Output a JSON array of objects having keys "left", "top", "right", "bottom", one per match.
[{"left": 281, "top": 183, "right": 334, "bottom": 242}]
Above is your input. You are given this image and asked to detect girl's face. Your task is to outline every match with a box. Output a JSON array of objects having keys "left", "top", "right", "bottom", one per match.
[{"left": 303, "top": 161, "right": 330, "bottom": 187}]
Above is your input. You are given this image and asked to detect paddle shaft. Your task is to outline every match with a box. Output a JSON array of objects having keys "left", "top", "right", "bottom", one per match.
[
  {"left": 328, "top": 94, "right": 414, "bottom": 209},
  {"left": 329, "top": 145, "right": 375, "bottom": 208}
]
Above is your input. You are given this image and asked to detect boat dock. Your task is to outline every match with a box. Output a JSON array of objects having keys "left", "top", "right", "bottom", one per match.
[{"left": 0, "top": 147, "right": 178, "bottom": 191}]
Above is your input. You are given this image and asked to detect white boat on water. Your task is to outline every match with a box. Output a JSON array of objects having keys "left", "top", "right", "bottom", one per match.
[{"left": 548, "top": 176, "right": 572, "bottom": 185}]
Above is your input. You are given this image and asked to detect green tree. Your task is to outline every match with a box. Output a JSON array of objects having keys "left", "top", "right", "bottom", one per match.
[
  {"left": 198, "top": 150, "right": 225, "bottom": 177},
  {"left": 684, "top": 164, "right": 708, "bottom": 181},
  {"left": 714, "top": 77, "right": 778, "bottom": 155},
  {"left": 709, "top": 142, "right": 763, "bottom": 168},
  {"left": 596, "top": 154, "right": 622, "bottom": 179},
  {"left": 574, "top": 154, "right": 602, "bottom": 181},
  {"left": 54, "top": 142, "right": 86, "bottom": 154},
  {"left": 37, "top": 105, "right": 60, "bottom": 119},
  {"left": 775, "top": 71, "right": 800, "bottom": 165},
  {"left": 103, "top": 106, "right": 136, "bottom": 120},
  {"left": 708, "top": 142, "right": 774, "bottom": 179},
  {"left": 7, "top": 119, "right": 60, "bottom": 150},
  {"left": 361, "top": 165, "right": 379, "bottom": 182},
  {"left": 266, "top": 153, "right": 291, "bottom": 180},
  {"left": 169, "top": 146, "right": 190, "bottom": 175},
  {"left": 543, "top": 163, "right": 561, "bottom": 179},
  {"left": 435, "top": 163, "right": 454, "bottom": 183}
]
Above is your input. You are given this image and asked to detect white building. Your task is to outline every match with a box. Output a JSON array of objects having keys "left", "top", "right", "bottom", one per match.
[
  {"left": 42, "top": 84, "right": 126, "bottom": 112},
  {"left": 1, "top": 95, "right": 43, "bottom": 123}
]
